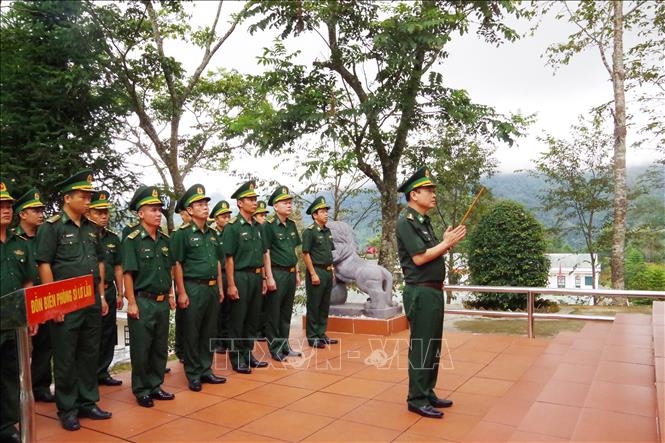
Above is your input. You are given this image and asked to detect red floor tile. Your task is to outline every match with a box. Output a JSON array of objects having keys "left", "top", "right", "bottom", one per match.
[
  {"left": 595, "top": 361, "right": 655, "bottom": 387},
  {"left": 187, "top": 397, "right": 277, "bottom": 429},
  {"left": 301, "top": 419, "right": 401, "bottom": 442},
  {"left": 285, "top": 392, "right": 367, "bottom": 418},
  {"left": 235, "top": 383, "right": 313, "bottom": 408},
  {"left": 408, "top": 410, "right": 481, "bottom": 442},
  {"left": 447, "top": 392, "right": 499, "bottom": 417},
  {"left": 551, "top": 363, "right": 597, "bottom": 384},
  {"left": 131, "top": 417, "right": 232, "bottom": 442},
  {"left": 273, "top": 370, "right": 344, "bottom": 390},
  {"left": 461, "top": 420, "right": 515, "bottom": 442},
  {"left": 601, "top": 345, "right": 655, "bottom": 365},
  {"left": 517, "top": 402, "right": 581, "bottom": 439},
  {"left": 340, "top": 399, "right": 420, "bottom": 431},
  {"left": 536, "top": 380, "right": 591, "bottom": 407},
  {"left": 79, "top": 405, "right": 179, "bottom": 439},
  {"left": 508, "top": 430, "right": 568, "bottom": 442},
  {"left": 584, "top": 380, "right": 657, "bottom": 417},
  {"left": 457, "top": 377, "right": 514, "bottom": 397},
  {"left": 151, "top": 389, "right": 225, "bottom": 416},
  {"left": 571, "top": 408, "right": 659, "bottom": 442},
  {"left": 482, "top": 396, "right": 534, "bottom": 427},
  {"left": 240, "top": 408, "right": 333, "bottom": 441},
  {"left": 321, "top": 377, "right": 393, "bottom": 399}
]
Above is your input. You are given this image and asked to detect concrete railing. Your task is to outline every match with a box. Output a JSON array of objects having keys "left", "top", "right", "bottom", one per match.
[{"left": 444, "top": 285, "right": 665, "bottom": 338}]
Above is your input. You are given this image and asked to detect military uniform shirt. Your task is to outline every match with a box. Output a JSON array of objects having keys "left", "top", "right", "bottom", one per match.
[
  {"left": 12, "top": 225, "right": 39, "bottom": 284},
  {"left": 34, "top": 212, "right": 104, "bottom": 281},
  {"left": 221, "top": 216, "right": 265, "bottom": 269},
  {"left": 122, "top": 226, "right": 172, "bottom": 293},
  {"left": 264, "top": 217, "right": 301, "bottom": 267},
  {"left": 1, "top": 230, "right": 33, "bottom": 296},
  {"left": 396, "top": 206, "right": 445, "bottom": 283},
  {"left": 100, "top": 228, "right": 121, "bottom": 283},
  {"left": 301, "top": 223, "right": 334, "bottom": 265},
  {"left": 170, "top": 223, "right": 219, "bottom": 279}
]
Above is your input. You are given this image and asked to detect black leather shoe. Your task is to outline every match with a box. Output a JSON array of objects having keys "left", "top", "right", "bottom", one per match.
[
  {"left": 271, "top": 352, "right": 287, "bottom": 362},
  {"left": 200, "top": 374, "right": 226, "bottom": 384},
  {"left": 59, "top": 414, "right": 80, "bottom": 431},
  {"left": 188, "top": 379, "right": 202, "bottom": 392},
  {"left": 322, "top": 336, "right": 338, "bottom": 345},
  {"left": 99, "top": 375, "right": 123, "bottom": 386},
  {"left": 233, "top": 364, "right": 251, "bottom": 374},
  {"left": 429, "top": 397, "right": 453, "bottom": 408},
  {"left": 78, "top": 406, "right": 112, "bottom": 420},
  {"left": 137, "top": 396, "right": 154, "bottom": 408},
  {"left": 34, "top": 390, "right": 55, "bottom": 403},
  {"left": 308, "top": 339, "right": 326, "bottom": 349},
  {"left": 249, "top": 357, "right": 268, "bottom": 368},
  {"left": 150, "top": 388, "right": 175, "bottom": 400},
  {"left": 164, "top": 367, "right": 171, "bottom": 374},
  {"left": 408, "top": 404, "right": 443, "bottom": 418},
  {"left": 286, "top": 349, "right": 302, "bottom": 357},
  {"left": 1, "top": 427, "right": 20, "bottom": 442}
]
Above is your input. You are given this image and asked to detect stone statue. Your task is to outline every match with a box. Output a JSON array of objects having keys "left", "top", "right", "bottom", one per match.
[{"left": 327, "top": 220, "right": 402, "bottom": 319}]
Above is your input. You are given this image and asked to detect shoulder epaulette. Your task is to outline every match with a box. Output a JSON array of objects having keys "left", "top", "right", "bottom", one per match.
[
  {"left": 127, "top": 229, "right": 141, "bottom": 239},
  {"left": 128, "top": 221, "right": 140, "bottom": 228},
  {"left": 307, "top": 223, "right": 316, "bottom": 230},
  {"left": 159, "top": 230, "right": 170, "bottom": 239},
  {"left": 179, "top": 223, "right": 190, "bottom": 230},
  {"left": 14, "top": 232, "right": 28, "bottom": 241},
  {"left": 228, "top": 217, "right": 238, "bottom": 224},
  {"left": 406, "top": 213, "right": 414, "bottom": 221},
  {"left": 104, "top": 227, "right": 119, "bottom": 237},
  {"left": 47, "top": 214, "right": 61, "bottom": 223},
  {"left": 267, "top": 216, "right": 276, "bottom": 224}
]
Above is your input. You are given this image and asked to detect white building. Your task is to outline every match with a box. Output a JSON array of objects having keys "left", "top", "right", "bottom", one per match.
[{"left": 547, "top": 253, "right": 601, "bottom": 289}]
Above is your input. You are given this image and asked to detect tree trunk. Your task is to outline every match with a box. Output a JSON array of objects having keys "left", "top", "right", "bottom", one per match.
[
  {"left": 377, "top": 182, "right": 399, "bottom": 280},
  {"left": 611, "top": 0, "right": 627, "bottom": 291}
]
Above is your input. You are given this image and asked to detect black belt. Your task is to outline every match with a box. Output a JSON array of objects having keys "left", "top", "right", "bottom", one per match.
[
  {"left": 272, "top": 265, "right": 297, "bottom": 273},
  {"left": 237, "top": 267, "right": 263, "bottom": 274},
  {"left": 314, "top": 263, "right": 334, "bottom": 271},
  {"left": 410, "top": 281, "right": 443, "bottom": 291},
  {"left": 136, "top": 290, "right": 169, "bottom": 302},
  {"left": 184, "top": 278, "right": 217, "bottom": 286}
]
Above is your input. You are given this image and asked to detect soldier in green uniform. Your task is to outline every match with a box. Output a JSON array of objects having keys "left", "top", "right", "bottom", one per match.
[
  {"left": 173, "top": 195, "right": 192, "bottom": 363},
  {"left": 86, "top": 190, "right": 124, "bottom": 387},
  {"left": 170, "top": 184, "right": 226, "bottom": 391},
  {"left": 263, "top": 186, "right": 302, "bottom": 361},
  {"left": 122, "top": 186, "right": 177, "bottom": 407},
  {"left": 221, "top": 181, "right": 269, "bottom": 374},
  {"left": 210, "top": 200, "right": 232, "bottom": 354},
  {"left": 0, "top": 182, "right": 36, "bottom": 443},
  {"left": 34, "top": 170, "right": 112, "bottom": 431},
  {"left": 12, "top": 188, "right": 54, "bottom": 403},
  {"left": 253, "top": 200, "right": 271, "bottom": 341},
  {"left": 252, "top": 200, "right": 269, "bottom": 224},
  {"left": 396, "top": 166, "right": 466, "bottom": 419},
  {"left": 302, "top": 196, "right": 337, "bottom": 348}
]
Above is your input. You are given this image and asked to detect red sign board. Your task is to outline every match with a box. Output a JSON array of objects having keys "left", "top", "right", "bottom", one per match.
[{"left": 25, "top": 275, "right": 95, "bottom": 325}]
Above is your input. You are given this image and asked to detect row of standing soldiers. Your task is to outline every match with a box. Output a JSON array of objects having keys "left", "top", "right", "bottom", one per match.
[{"left": 0, "top": 170, "right": 338, "bottom": 437}]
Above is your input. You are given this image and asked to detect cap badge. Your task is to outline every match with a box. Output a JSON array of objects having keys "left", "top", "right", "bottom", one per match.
[
  {"left": 196, "top": 186, "right": 204, "bottom": 195},
  {"left": 152, "top": 189, "right": 158, "bottom": 198},
  {"left": 86, "top": 174, "right": 93, "bottom": 183}
]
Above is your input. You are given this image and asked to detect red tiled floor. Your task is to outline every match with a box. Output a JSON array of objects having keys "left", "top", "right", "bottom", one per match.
[
  {"left": 301, "top": 419, "right": 401, "bottom": 442},
  {"left": 601, "top": 344, "right": 655, "bottom": 365},
  {"left": 456, "top": 377, "right": 514, "bottom": 397},
  {"left": 482, "top": 396, "right": 534, "bottom": 427},
  {"left": 340, "top": 399, "right": 420, "bottom": 431},
  {"left": 517, "top": 402, "right": 581, "bottom": 439},
  {"left": 594, "top": 360, "right": 655, "bottom": 387},
  {"left": 571, "top": 408, "right": 659, "bottom": 442},
  {"left": 80, "top": 405, "right": 179, "bottom": 439},
  {"left": 235, "top": 383, "right": 313, "bottom": 408},
  {"left": 408, "top": 411, "right": 481, "bottom": 442},
  {"left": 150, "top": 389, "right": 225, "bottom": 416},
  {"left": 551, "top": 363, "right": 598, "bottom": 384},
  {"left": 583, "top": 380, "right": 657, "bottom": 417},
  {"left": 216, "top": 429, "right": 290, "bottom": 442},
  {"left": 285, "top": 391, "right": 367, "bottom": 418},
  {"left": 508, "top": 430, "right": 568, "bottom": 442},
  {"left": 273, "top": 370, "right": 344, "bottom": 390},
  {"left": 536, "top": 380, "right": 591, "bottom": 407},
  {"left": 447, "top": 392, "right": 499, "bottom": 417},
  {"left": 461, "top": 420, "right": 515, "bottom": 442},
  {"left": 189, "top": 397, "right": 277, "bottom": 428},
  {"left": 131, "top": 417, "right": 232, "bottom": 442},
  {"left": 321, "top": 376, "right": 393, "bottom": 399},
  {"left": 240, "top": 409, "right": 333, "bottom": 441}
]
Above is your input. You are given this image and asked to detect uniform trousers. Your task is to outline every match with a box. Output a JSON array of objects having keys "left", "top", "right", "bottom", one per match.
[
  {"left": 128, "top": 296, "right": 169, "bottom": 397},
  {"left": 228, "top": 271, "right": 263, "bottom": 368},
  {"left": 30, "top": 320, "right": 52, "bottom": 396},
  {"left": 98, "top": 284, "right": 118, "bottom": 380},
  {"left": 403, "top": 284, "right": 444, "bottom": 408},
  {"left": 265, "top": 269, "right": 297, "bottom": 355},
  {"left": 0, "top": 330, "right": 19, "bottom": 437},
  {"left": 181, "top": 282, "right": 218, "bottom": 382},
  {"left": 305, "top": 267, "right": 333, "bottom": 340},
  {"left": 50, "top": 303, "right": 102, "bottom": 417}
]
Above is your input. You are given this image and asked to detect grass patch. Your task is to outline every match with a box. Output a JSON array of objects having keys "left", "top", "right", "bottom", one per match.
[
  {"left": 451, "top": 318, "right": 586, "bottom": 337},
  {"left": 568, "top": 304, "right": 652, "bottom": 316},
  {"left": 110, "top": 361, "right": 131, "bottom": 375}
]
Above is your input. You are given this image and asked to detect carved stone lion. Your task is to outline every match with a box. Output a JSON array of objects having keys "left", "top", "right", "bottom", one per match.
[{"left": 327, "top": 221, "right": 401, "bottom": 318}]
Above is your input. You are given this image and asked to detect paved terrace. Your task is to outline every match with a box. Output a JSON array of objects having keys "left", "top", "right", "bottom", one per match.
[{"left": 33, "top": 303, "right": 664, "bottom": 442}]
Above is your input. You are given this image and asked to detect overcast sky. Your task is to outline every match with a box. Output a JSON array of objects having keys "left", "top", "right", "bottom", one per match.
[{"left": 132, "top": 1, "right": 659, "bottom": 199}]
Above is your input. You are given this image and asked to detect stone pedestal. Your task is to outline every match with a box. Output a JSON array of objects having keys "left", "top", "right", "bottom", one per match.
[{"left": 302, "top": 313, "right": 408, "bottom": 336}]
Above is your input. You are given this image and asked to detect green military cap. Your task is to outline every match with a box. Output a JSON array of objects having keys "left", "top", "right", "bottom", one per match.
[
  {"left": 267, "top": 185, "right": 293, "bottom": 206},
  {"left": 306, "top": 196, "right": 330, "bottom": 215},
  {"left": 90, "top": 190, "right": 112, "bottom": 209},
  {"left": 56, "top": 169, "right": 96, "bottom": 194},
  {"left": 129, "top": 185, "right": 163, "bottom": 211},
  {"left": 211, "top": 200, "right": 232, "bottom": 218},
  {"left": 397, "top": 166, "right": 435, "bottom": 194},
  {"left": 13, "top": 188, "right": 45, "bottom": 212},
  {"left": 230, "top": 180, "right": 258, "bottom": 200},
  {"left": 253, "top": 201, "right": 269, "bottom": 216},
  {"left": 0, "top": 182, "right": 15, "bottom": 202},
  {"left": 182, "top": 183, "right": 210, "bottom": 208}
]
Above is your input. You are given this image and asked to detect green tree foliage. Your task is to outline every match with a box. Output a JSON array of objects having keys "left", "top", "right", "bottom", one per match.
[
  {"left": 86, "top": 0, "right": 247, "bottom": 230},
  {"left": 467, "top": 201, "right": 550, "bottom": 311},
  {"left": 0, "top": 0, "right": 135, "bottom": 211},
  {"left": 232, "top": 0, "right": 527, "bottom": 273},
  {"left": 528, "top": 114, "right": 614, "bottom": 289}
]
